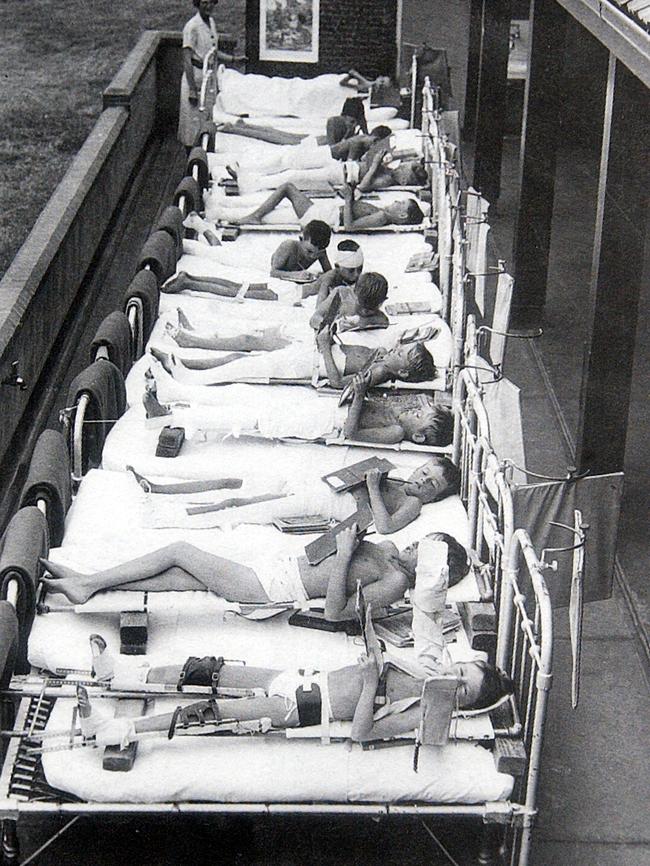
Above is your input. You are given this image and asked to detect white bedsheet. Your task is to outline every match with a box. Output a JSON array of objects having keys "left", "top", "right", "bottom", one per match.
[
  {"left": 42, "top": 698, "right": 512, "bottom": 805},
  {"left": 177, "top": 238, "right": 442, "bottom": 312},
  {"left": 217, "top": 69, "right": 359, "bottom": 119}
]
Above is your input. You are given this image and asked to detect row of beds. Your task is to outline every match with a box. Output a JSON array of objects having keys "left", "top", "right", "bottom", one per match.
[{"left": 0, "top": 74, "right": 552, "bottom": 866}]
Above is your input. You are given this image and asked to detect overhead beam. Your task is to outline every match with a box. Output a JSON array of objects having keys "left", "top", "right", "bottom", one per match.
[
  {"left": 557, "top": 0, "right": 650, "bottom": 89},
  {"left": 577, "top": 56, "right": 650, "bottom": 474}
]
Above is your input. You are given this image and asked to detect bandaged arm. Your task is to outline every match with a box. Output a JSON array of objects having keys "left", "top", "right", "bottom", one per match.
[{"left": 411, "top": 539, "right": 449, "bottom": 675}]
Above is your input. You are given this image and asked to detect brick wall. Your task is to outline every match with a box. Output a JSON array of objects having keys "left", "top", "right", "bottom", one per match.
[{"left": 245, "top": 0, "right": 397, "bottom": 78}]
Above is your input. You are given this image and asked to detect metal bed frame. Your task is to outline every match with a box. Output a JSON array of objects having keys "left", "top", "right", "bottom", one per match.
[
  {"left": 0, "top": 371, "right": 552, "bottom": 866},
  {"left": 0, "top": 74, "right": 551, "bottom": 866}
]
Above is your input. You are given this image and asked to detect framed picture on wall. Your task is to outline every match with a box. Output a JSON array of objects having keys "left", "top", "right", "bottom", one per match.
[{"left": 259, "top": 0, "right": 320, "bottom": 63}]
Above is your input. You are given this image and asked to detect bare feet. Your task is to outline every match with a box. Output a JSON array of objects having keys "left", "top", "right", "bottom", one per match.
[
  {"left": 89, "top": 633, "right": 115, "bottom": 681},
  {"left": 149, "top": 346, "right": 177, "bottom": 376},
  {"left": 40, "top": 559, "right": 93, "bottom": 605},
  {"left": 165, "top": 322, "right": 197, "bottom": 349},
  {"left": 126, "top": 465, "right": 152, "bottom": 493},
  {"left": 161, "top": 272, "right": 190, "bottom": 294},
  {"left": 177, "top": 308, "right": 193, "bottom": 331},
  {"left": 225, "top": 164, "right": 238, "bottom": 181},
  {"left": 143, "top": 369, "right": 173, "bottom": 419}
]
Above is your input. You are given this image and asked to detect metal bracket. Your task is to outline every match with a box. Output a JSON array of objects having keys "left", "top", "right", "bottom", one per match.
[{"left": 1, "top": 361, "right": 26, "bottom": 391}]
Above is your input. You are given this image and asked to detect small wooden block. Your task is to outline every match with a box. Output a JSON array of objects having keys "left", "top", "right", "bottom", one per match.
[
  {"left": 120, "top": 610, "right": 148, "bottom": 655},
  {"left": 493, "top": 737, "right": 527, "bottom": 777},
  {"left": 222, "top": 226, "right": 240, "bottom": 242},
  {"left": 103, "top": 699, "right": 146, "bottom": 772},
  {"left": 224, "top": 183, "right": 240, "bottom": 197},
  {"left": 423, "top": 227, "right": 438, "bottom": 248},
  {"left": 459, "top": 602, "right": 497, "bottom": 658}
]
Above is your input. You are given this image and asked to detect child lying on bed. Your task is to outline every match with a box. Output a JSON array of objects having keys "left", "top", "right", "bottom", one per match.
[
  {"left": 162, "top": 278, "right": 387, "bottom": 369},
  {"left": 78, "top": 632, "right": 512, "bottom": 747},
  {"left": 42, "top": 526, "right": 453, "bottom": 616},
  {"left": 132, "top": 457, "right": 460, "bottom": 531},
  {"left": 224, "top": 129, "right": 426, "bottom": 195},
  {"left": 359, "top": 456, "right": 461, "bottom": 534},
  {"left": 208, "top": 181, "right": 425, "bottom": 230},
  {"left": 149, "top": 321, "right": 434, "bottom": 390},
  {"left": 145, "top": 367, "right": 453, "bottom": 446}
]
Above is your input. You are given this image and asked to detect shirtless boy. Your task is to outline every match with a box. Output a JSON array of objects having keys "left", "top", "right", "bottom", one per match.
[
  {"left": 211, "top": 182, "right": 425, "bottom": 230},
  {"left": 78, "top": 635, "right": 512, "bottom": 747},
  {"left": 42, "top": 526, "right": 457, "bottom": 620}
]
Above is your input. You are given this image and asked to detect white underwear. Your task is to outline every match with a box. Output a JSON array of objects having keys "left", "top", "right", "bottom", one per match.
[
  {"left": 268, "top": 669, "right": 334, "bottom": 723},
  {"left": 299, "top": 199, "right": 343, "bottom": 229},
  {"left": 252, "top": 555, "right": 308, "bottom": 603}
]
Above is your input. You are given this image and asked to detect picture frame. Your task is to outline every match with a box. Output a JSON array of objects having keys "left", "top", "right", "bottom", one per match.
[{"left": 259, "top": 0, "right": 320, "bottom": 63}]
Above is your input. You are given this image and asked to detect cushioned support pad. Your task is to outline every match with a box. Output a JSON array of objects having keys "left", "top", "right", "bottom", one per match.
[
  {"left": 137, "top": 231, "right": 177, "bottom": 286},
  {"left": 0, "top": 507, "right": 48, "bottom": 673},
  {"left": 173, "top": 176, "right": 203, "bottom": 217},
  {"left": 19, "top": 429, "right": 71, "bottom": 548},
  {"left": 122, "top": 269, "right": 159, "bottom": 345},
  {"left": 194, "top": 122, "right": 216, "bottom": 153},
  {"left": 154, "top": 206, "right": 185, "bottom": 261},
  {"left": 66, "top": 360, "right": 127, "bottom": 471},
  {"left": 90, "top": 311, "right": 132, "bottom": 379},
  {"left": 187, "top": 148, "right": 210, "bottom": 192}
]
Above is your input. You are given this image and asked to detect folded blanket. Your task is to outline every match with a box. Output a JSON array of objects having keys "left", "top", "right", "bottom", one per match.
[
  {"left": 0, "top": 507, "right": 48, "bottom": 672},
  {"left": 154, "top": 206, "right": 185, "bottom": 261},
  {"left": 0, "top": 601, "right": 19, "bottom": 688},
  {"left": 66, "top": 360, "right": 127, "bottom": 471},
  {"left": 137, "top": 231, "right": 177, "bottom": 286},
  {"left": 122, "top": 269, "right": 160, "bottom": 346},
  {"left": 19, "top": 429, "right": 71, "bottom": 547},
  {"left": 90, "top": 311, "right": 132, "bottom": 378}
]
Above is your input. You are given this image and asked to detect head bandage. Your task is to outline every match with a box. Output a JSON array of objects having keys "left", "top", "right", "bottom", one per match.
[
  {"left": 335, "top": 247, "right": 364, "bottom": 269},
  {"left": 413, "top": 538, "right": 449, "bottom": 613}
]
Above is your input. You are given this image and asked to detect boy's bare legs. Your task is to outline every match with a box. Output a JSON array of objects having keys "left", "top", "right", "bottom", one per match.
[
  {"left": 233, "top": 183, "right": 313, "bottom": 225},
  {"left": 126, "top": 466, "right": 242, "bottom": 495},
  {"left": 40, "top": 542, "right": 270, "bottom": 605},
  {"left": 150, "top": 346, "right": 248, "bottom": 376},
  {"left": 166, "top": 319, "right": 291, "bottom": 353}
]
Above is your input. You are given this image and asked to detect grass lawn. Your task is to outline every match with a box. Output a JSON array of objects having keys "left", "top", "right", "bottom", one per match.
[{"left": 0, "top": 0, "right": 245, "bottom": 279}]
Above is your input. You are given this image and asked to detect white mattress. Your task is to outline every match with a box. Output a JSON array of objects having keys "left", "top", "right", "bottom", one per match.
[
  {"left": 42, "top": 699, "right": 513, "bottom": 805},
  {"left": 178, "top": 237, "right": 442, "bottom": 311},
  {"left": 58, "top": 467, "right": 472, "bottom": 556}
]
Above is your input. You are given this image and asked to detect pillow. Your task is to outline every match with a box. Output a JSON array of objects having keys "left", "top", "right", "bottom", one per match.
[{"left": 367, "top": 106, "right": 398, "bottom": 122}]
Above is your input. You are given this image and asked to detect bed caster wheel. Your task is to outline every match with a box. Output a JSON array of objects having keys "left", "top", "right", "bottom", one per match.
[
  {"left": 476, "top": 826, "right": 502, "bottom": 866},
  {"left": 1, "top": 820, "right": 19, "bottom": 865}
]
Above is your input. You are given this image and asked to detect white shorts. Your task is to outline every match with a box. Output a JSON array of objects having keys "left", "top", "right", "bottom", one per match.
[
  {"left": 269, "top": 670, "right": 334, "bottom": 723},
  {"left": 252, "top": 555, "right": 308, "bottom": 603},
  {"left": 299, "top": 199, "right": 342, "bottom": 229}
]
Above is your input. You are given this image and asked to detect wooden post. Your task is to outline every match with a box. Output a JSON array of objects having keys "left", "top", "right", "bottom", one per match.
[
  {"left": 463, "top": 0, "right": 485, "bottom": 141},
  {"left": 471, "top": 0, "right": 512, "bottom": 204},
  {"left": 576, "top": 57, "right": 650, "bottom": 474},
  {"left": 510, "top": 0, "right": 567, "bottom": 329}
]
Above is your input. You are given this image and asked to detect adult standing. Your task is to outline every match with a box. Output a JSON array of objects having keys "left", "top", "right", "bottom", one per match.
[{"left": 179, "top": 0, "right": 241, "bottom": 147}]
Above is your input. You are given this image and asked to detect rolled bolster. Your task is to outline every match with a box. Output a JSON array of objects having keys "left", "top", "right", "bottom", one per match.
[
  {"left": 137, "top": 230, "right": 178, "bottom": 286},
  {"left": 173, "top": 176, "right": 203, "bottom": 216},
  {"left": 177, "top": 655, "right": 225, "bottom": 691},
  {"left": 187, "top": 147, "right": 210, "bottom": 191},
  {"left": 154, "top": 206, "right": 185, "bottom": 260},
  {"left": 194, "top": 121, "right": 216, "bottom": 153}
]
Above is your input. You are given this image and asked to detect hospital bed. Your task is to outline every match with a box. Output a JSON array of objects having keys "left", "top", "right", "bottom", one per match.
[{"left": 0, "top": 73, "right": 544, "bottom": 866}]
